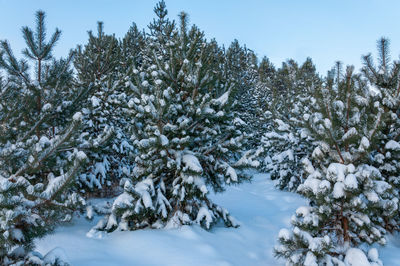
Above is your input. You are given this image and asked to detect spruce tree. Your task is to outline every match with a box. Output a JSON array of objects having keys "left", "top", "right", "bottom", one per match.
[
  {"left": 275, "top": 63, "right": 398, "bottom": 265},
  {"left": 0, "top": 11, "right": 86, "bottom": 264},
  {"left": 93, "top": 3, "right": 253, "bottom": 232}
]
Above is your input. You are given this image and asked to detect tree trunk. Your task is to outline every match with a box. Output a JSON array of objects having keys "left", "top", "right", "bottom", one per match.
[{"left": 342, "top": 216, "right": 350, "bottom": 243}]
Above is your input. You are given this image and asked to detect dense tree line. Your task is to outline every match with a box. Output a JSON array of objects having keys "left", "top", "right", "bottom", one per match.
[{"left": 0, "top": 1, "right": 399, "bottom": 265}]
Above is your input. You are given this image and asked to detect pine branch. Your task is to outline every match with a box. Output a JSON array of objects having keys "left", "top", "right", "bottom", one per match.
[
  {"left": 22, "top": 27, "right": 38, "bottom": 59},
  {"left": 378, "top": 37, "right": 390, "bottom": 73},
  {"left": 41, "top": 151, "right": 87, "bottom": 201},
  {"left": 362, "top": 54, "right": 379, "bottom": 82},
  {"left": 18, "top": 112, "right": 49, "bottom": 143},
  {"left": 36, "top": 10, "right": 46, "bottom": 53},
  {"left": 0, "top": 41, "right": 30, "bottom": 82},
  {"left": 10, "top": 113, "right": 82, "bottom": 180}
]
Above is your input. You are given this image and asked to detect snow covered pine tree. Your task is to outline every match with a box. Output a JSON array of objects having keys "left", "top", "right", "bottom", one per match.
[
  {"left": 0, "top": 11, "right": 86, "bottom": 265},
  {"left": 74, "top": 22, "right": 134, "bottom": 196},
  {"left": 224, "top": 40, "right": 260, "bottom": 149},
  {"left": 275, "top": 63, "right": 397, "bottom": 265},
  {"left": 93, "top": 1, "right": 253, "bottom": 233},
  {"left": 362, "top": 38, "right": 400, "bottom": 231},
  {"left": 259, "top": 59, "right": 320, "bottom": 191}
]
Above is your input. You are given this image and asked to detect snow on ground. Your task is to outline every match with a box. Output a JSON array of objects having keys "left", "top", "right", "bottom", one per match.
[
  {"left": 379, "top": 233, "right": 400, "bottom": 266},
  {"left": 35, "top": 173, "right": 400, "bottom": 265}
]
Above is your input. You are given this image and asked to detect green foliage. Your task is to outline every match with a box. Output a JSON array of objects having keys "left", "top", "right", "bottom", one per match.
[
  {"left": 258, "top": 56, "right": 276, "bottom": 83},
  {"left": 73, "top": 22, "right": 135, "bottom": 194},
  {"left": 2, "top": 3, "right": 399, "bottom": 266},
  {"left": 275, "top": 58, "right": 399, "bottom": 265},
  {"left": 362, "top": 38, "right": 400, "bottom": 231},
  {"left": 121, "top": 23, "right": 145, "bottom": 70},
  {"left": 74, "top": 22, "right": 120, "bottom": 85},
  {"left": 0, "top": 11, "right": 86, "bottom": 264},
  {"left": 258, "top": 58, "right": 320, "bottom": 191},
  {"left": 94, "top": 5, "right": 254, "bottom": 233}
]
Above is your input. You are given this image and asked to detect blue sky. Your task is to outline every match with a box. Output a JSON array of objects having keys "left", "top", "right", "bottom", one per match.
[{"left": 1, "top": 0, "right": 399, "bottom": 75}]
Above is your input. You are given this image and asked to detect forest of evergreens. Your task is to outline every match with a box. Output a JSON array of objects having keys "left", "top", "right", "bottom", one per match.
[{"left": 0, "top": 1, "right": 399, "bottom": 265}]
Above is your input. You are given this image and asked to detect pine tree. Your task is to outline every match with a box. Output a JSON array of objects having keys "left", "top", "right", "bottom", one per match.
[
  {"left": 75, "top": 22, "right": 120, "bottom": 84},
  {"left": 225, "top": 40, "right": 261, "bottom": 149},
  {"left": 0, "top": 11, "right": 86, "bottom": 264},
  {"left": 249, "top": 57, "right": 276, "bottom": 147},
  {"left": 258, "top": 56, "right": 276, "bottom": 84},
  {"left": 74, "top": 22, "right": 134, "bottom": 194},
  {"left": 275, "top": 63, "right": 398, "bottom": 265},
  {"left": 362, "top": 38, "right": 400, "bottom": 231},
  {"left": 93, "top": 3, "right": 253, "bottom": 232},
  {"left": 120, "top": 22, "right": 146, "bottom": 71},
  {"left": 259, "top": 58, "right": 320, "bottom": 191}
]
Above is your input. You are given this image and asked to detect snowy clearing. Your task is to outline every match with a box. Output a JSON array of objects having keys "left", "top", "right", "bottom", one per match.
[{"left": 35, "top": 173, "right": 400, "bottom": 265}]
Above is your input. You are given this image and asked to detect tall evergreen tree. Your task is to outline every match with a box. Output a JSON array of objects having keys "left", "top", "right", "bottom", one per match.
[
  {"left": 120, "top": 22, "right": 146, "bottom": 71},
  {"left": 93, "top": 3, "right": 254, "bottom": 233},
  {"left": 258, "top": 56, "right": 276, "bottom": 84},
  {"left": 362, "top": 39, "right": 400, "bottom": 230},
  {"left": 275, "top": 63, "right": 397, "bottom": 265},
  {"left": 74, "top": 22, "right": 134, "bottom": 194},
  {"left": 0, "top": 11, "right": 86, "bottom": 264},
  {"left": 225, "top": 40, "right": 261, "bottom": 148},
  {"left": 75, "top": 22, "right": 120, "bottom": 84},
  {"left": 258, "top": 58, "right": 320, "bottom": 191}
]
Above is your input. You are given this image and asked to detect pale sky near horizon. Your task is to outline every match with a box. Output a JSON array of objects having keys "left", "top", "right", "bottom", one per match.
[{"left": 1, "top": 0, "right": 399, "bottom": 75}]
